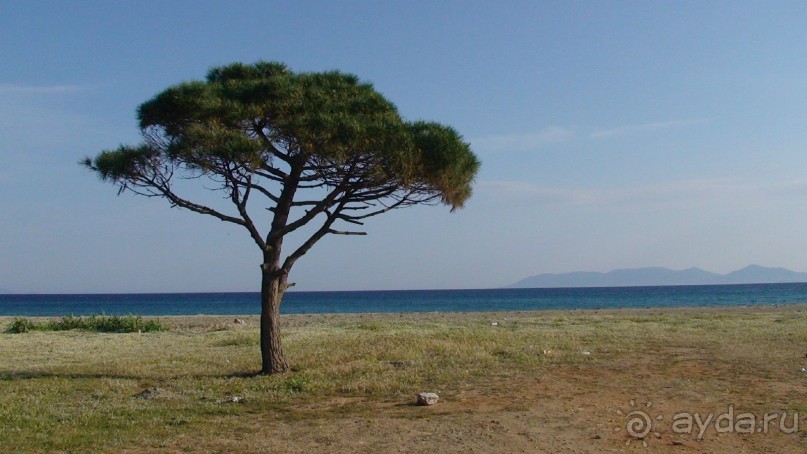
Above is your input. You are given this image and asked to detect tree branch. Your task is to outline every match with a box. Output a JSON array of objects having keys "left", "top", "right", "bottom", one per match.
[
  {"left": 158, "top": 183, "right": 247, "bottom": 225},
  {"left": 252, "top": 121, "right": 293, "bottom": 165},
  {"left": 226, "top": 172, "right": 267, "bottom": 250},
  {"left": 268, "top": 157, "right": 362, "bottom": 241},
  {"left": 327, "top": 229, "right": 367, "bottom": 235},
  {"left": 281, "top": 214, "right": 336, "bottom": 272}
]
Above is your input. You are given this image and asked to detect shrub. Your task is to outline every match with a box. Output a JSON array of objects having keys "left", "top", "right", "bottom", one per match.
[
  {"left": 5, "top": 315, "right": 166, "bottom": 333},
  {"left": 5, "top": 318, "right": 38, "bottom": 333},
  {"left": 51, "top": 315, "right": 85, "bottom": 330}
]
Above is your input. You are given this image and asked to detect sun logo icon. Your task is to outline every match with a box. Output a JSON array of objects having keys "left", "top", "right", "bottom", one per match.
[{"left": 616, "top": 400, "right": 663, "bottom": 447}]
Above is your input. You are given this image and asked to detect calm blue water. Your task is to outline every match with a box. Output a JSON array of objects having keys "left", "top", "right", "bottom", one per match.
[{"left": 1, "top": 283, "right": 807, "bottom": 316}]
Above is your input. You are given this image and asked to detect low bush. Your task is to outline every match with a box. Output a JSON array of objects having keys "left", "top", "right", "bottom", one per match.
[
  {"left": 5, "top": 318, "right": 37, "bottom": 333},
  {"left": 4, "top": 315, "right": 166, "bottom": 333}
]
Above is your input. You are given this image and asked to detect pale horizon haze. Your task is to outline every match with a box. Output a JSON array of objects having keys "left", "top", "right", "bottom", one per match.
[{"left": 2, "top": 1, "right": 807, "bottom": 293}]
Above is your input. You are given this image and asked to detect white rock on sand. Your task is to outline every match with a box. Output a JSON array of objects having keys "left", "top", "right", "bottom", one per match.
[{"left": 416, "top": 392, "right": 439, "bottom": 406}]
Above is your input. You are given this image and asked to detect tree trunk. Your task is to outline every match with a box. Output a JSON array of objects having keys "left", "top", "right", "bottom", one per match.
[{"left": 259, "top": 264, "right": 290, "bottom": 374}]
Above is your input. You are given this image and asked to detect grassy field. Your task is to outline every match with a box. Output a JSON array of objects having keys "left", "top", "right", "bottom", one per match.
[{"left": 1, "top": 306, "right": 806, "bottom": 452}]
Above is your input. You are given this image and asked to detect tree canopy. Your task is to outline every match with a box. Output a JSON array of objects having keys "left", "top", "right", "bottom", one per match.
[{"left": 84, "top": 61, "right": 480, "bottom": 373}]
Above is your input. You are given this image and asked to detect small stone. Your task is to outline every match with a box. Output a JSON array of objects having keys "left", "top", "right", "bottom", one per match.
[
  {"left": 234, "top": 318, "right": 246, "bottom": 325},
  {"left": 135, "top": 387, "right": 162, "bottom": 400},
  {"left": 220, "top": 393, "right": 244, "bottom": 404},
  {"left": 591, "top": 434, "right": 602, "bottom": 440},
  {"left": 490, "top": 322, "right": 498, "bottom": 326},
  {"left": 582, "top": 351, "right": 591, "bottom": 356},
  {"left": 416, "top": 392, "right": 439, "bottom": 406}
]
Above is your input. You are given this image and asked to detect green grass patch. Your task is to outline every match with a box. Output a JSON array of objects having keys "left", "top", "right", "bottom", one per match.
[{"left": 4, "top": 315, "right": 166, "bottom": 334}]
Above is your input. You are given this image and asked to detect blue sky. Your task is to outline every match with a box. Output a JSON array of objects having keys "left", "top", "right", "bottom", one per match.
[{"left": 2, "top": 1, "right": 807, "bottom": 293}]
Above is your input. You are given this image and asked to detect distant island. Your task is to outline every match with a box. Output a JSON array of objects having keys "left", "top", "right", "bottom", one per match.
[{"left": 509, "top": 265, "right": 807, "bottom": 288}]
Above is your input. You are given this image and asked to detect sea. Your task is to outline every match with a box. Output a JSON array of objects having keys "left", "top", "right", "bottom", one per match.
[{"left": 1, "top": 283, "right": 807, "bottom": 316}]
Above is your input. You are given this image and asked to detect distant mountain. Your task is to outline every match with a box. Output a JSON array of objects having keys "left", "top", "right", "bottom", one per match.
[{"left": 510, "top": 265, "right": 807, "bottom": 288}]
